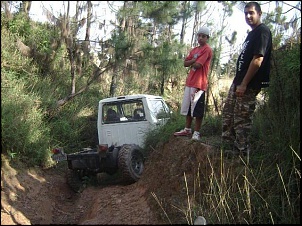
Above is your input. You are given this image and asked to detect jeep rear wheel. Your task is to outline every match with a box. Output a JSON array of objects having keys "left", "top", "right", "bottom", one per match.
[
  {"left": 118, "top": 144, "right": 144, "bottom": 183},
  {"left": 66, "top": 169, "right": 86, "bottom": 193}
]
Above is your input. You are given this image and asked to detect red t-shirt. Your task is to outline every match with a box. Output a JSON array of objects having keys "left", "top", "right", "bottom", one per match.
[{"left": 185, "top": 44, "right": 212, "bottom": 91}]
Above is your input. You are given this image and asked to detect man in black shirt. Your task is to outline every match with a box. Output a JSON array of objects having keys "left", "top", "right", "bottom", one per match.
[{"left": 221, "top": 2, "right": 272, "bottom": 157}]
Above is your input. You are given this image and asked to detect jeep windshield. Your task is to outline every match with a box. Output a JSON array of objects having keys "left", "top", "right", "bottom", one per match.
[{"left": 102, "top": 99, "right": 146, "bottom": 124}]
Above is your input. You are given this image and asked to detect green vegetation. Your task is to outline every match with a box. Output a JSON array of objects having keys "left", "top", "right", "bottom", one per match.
[
  {"left": 1, "top": 3, "right": 300, "bottom": 224},
  {"left": 144, "top": 45, "right": 300, "bottom": 224}
]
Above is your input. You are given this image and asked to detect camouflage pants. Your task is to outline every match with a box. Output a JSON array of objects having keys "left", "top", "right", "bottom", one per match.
[{"left": 222, "top": 83, "right": 260, "bottom": 152}]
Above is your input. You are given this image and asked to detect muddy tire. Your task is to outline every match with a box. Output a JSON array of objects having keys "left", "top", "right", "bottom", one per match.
[
  {"left": 66, "top": 169, "right": 86, "bottom": 193},
  {"left": 118, "top": 144, "right": 144, "bottom": 183}
]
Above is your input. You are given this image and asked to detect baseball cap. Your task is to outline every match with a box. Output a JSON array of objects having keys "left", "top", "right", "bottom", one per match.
[{"left": 197, "top": 27, "right": 210, "bottom": 36}]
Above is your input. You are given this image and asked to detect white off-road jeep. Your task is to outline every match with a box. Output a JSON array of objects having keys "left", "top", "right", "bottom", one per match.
[{"left": 51, "top": 94, "right": 171, "bottom": 192}]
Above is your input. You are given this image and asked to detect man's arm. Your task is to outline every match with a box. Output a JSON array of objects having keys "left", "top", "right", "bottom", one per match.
[
  {"left": 184, "top": 58, "right": 196, "bottom": 67},
  {"left": 184, "top": 54, "right": 202, "bottom": 69},
  {"left": 236, "top": 54, "right": 263, "bottom": 96}
]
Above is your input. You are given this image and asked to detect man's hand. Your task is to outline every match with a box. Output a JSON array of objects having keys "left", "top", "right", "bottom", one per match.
[{"left": 236, "top": 84, "right": 247, "bottom": 97}]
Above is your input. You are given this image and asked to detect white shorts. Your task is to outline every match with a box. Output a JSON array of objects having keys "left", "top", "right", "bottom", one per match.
[{"left": 180, "top": 86, "right": 205, "bottom": 117}]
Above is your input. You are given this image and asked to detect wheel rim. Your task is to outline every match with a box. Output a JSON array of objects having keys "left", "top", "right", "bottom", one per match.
[{"left": 131, "top": 153, "right": 143, "bottom": 174}]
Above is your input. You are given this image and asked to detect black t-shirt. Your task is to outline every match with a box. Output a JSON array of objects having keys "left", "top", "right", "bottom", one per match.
[{"left": 233, "top": 23, "right": 272, "bottom": 89}]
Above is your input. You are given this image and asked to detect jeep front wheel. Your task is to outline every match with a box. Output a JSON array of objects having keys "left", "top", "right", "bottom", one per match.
[{"left": 118, "top": 144, "right": 144, "bottom": 183}]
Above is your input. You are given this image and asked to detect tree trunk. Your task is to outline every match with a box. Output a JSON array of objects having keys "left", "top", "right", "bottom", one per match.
[
  {"left": 83, "top": 1, "right": 92, "bottom": 57},
  {"left": 160, "top": 71, "right": 165, "bottom": 95},
  {"left": 22, "top": 1, "right": 32, "bottom": 16},
  {"left": 109, "top": 65, "right": 118, "bottom": 97},
  {"left": 180, "top": 1, "right": 189, "bottom": 44}
]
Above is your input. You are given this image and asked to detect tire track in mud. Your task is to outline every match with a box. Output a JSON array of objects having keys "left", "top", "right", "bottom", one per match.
[{"left": 1, "top": 159, "right": 160, "bottom": 225}]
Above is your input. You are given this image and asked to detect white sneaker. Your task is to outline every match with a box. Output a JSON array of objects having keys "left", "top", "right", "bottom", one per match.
[{"left": 192, "top": 131, "right": 200, "bottom": 140}]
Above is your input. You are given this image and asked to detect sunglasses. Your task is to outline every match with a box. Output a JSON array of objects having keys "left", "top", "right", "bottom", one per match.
[{"left": 200, "top": 34, "right": 208, "bottom": 38}]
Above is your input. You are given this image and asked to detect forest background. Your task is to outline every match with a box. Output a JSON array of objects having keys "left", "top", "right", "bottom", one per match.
[{"left": 1, "top": 1, "right": 300, "bottom": 223}]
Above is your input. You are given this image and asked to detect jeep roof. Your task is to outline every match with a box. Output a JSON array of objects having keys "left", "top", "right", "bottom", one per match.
[{"left": 99, "top": 94, "right": 165, "bottom": 103}]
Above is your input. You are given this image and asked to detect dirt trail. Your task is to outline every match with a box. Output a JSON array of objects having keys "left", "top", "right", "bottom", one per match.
[
  {"left": 1, "top": 159, "right": 160, "bottom": 225},
  {"left": 1, "top": 136, "right": 220, "bottom": 225}
]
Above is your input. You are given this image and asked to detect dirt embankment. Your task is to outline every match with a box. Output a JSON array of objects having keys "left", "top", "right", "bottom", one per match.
[{"left": 1, "top": 136, "right": 222, "bottom": 225}]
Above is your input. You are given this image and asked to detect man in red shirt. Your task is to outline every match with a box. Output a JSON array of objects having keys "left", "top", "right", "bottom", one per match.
[{"left": 174, "top": 27, "right": 213, "bottom": 140}]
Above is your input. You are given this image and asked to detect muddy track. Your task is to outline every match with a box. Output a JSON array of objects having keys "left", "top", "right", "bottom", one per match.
[
  {"left": 2, "top": 137, "right": 220, "bottom": 225},
  {"left": 1, "top": 158, "right": 161, "bottom": 225}
]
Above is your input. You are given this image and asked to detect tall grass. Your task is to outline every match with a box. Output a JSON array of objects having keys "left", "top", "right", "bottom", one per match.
[
  {"left": 178, "top": 151, "right": 300, "bottom": 224},
  {"left": 148, "top": 114, "right": 300, "bottom": 224},
  {"left": 1, "top": 69, "right": 51, "bottom": 166}
]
